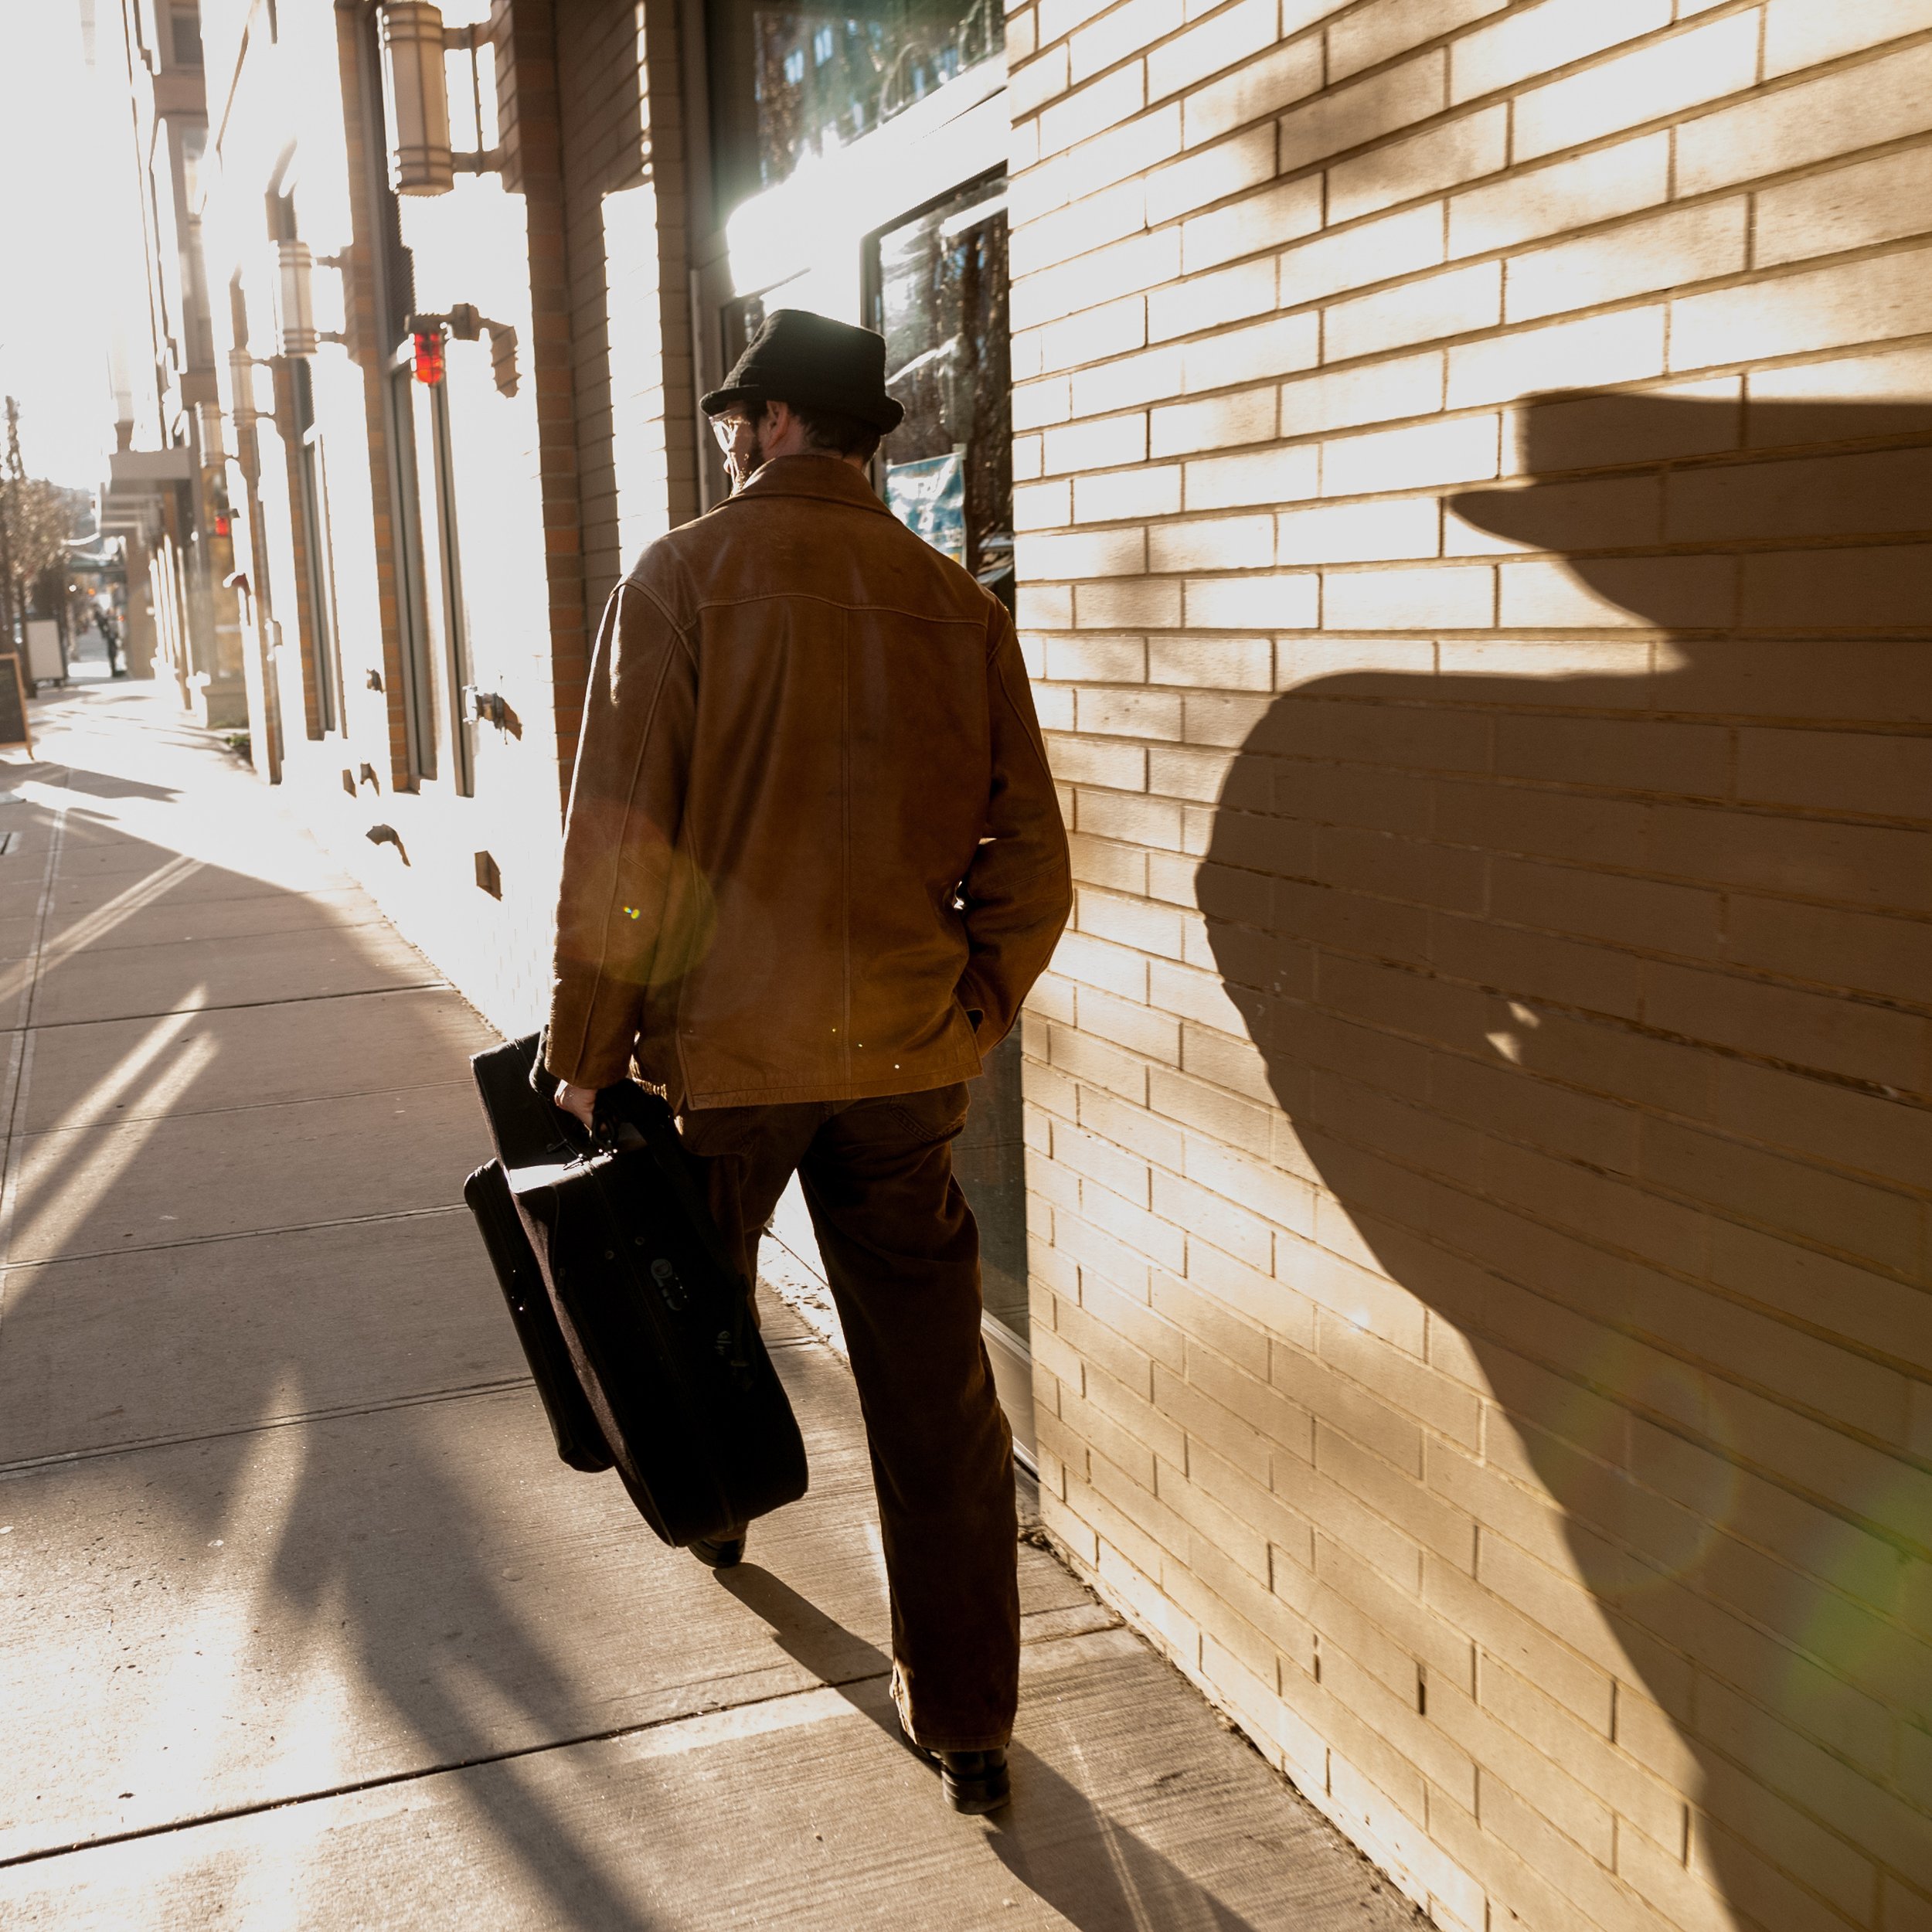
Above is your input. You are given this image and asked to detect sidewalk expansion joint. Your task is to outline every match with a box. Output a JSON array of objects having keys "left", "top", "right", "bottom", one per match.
[
  {"left": 0, "top": 1200, "right": 469, "bottom": 1274},
  {"left": 0, "top": 1617, "right": 1126, "bottom": 1873},
  {"left": 17, "top": 1077, "right": 475, "bottom": 1141},
  {"left": 0, "top": 980, "right": 454, "bottom": 1034},
  {"left": 22, "top": 914, "right": 394, "bottom": 963},
  {"left": 0, "top": 1376, "right": 533, "bottom": 1480}
]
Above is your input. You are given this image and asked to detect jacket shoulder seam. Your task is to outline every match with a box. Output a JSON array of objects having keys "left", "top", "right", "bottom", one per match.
[
  {"left": 622, "top": 572, "right": 699, "bottom": 659},
  {"left": 689, "top": 588, "right": 987, "bottom": 628}
]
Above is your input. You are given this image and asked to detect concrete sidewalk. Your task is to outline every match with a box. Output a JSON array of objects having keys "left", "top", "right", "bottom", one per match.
[{"left": 0, "top": 681, "right": 1417, "bottom": 1930}]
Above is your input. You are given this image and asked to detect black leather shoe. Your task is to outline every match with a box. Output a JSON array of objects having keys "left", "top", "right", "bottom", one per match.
[
  {"left": 897, "top": 1717, "right": 1011, "bottom": 1814},
  {"left": 688, "top": 1530, "right": 745, "bottom": 1569},
  {"left": 930, "top": 1746, "right": 1009, "bottom": 1815}
]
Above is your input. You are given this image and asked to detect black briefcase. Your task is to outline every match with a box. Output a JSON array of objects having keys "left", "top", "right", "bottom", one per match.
[{"left": 464, "top": 1032, "right": 809, "bottom": 1546}]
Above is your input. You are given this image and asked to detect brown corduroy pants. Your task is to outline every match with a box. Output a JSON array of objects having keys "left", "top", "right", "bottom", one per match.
[{"left": 677, "top": 1082, "right": 1020, "bottom": 1753}]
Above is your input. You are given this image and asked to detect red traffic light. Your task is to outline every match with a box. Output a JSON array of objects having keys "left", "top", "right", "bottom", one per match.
[{"left": 413, "top": 330, "right": 445, "bottom": 386}]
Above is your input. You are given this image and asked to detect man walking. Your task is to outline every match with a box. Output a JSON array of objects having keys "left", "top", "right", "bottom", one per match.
[{"left": 541, "top": 310, "right": 1071, "bottom": 1812}]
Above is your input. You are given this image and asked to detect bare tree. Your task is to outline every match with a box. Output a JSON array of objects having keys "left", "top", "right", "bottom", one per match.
[{"left": 0, "top": 398, "right": 90, "bottom": 647}]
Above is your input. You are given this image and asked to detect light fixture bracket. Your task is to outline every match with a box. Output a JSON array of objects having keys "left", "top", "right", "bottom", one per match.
[{"left": 379, "top": 5, "right": 503, "bottom": 196}]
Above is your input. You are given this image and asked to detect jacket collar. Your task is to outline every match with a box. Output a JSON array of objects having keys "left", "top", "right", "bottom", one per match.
[{"left": 730, "top": 453, "right": 895, "bottom": 517}]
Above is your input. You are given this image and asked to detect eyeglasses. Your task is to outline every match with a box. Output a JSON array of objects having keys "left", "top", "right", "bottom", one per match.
[{"left": 709, "top": 411, "right": 754, "bottom": 451}]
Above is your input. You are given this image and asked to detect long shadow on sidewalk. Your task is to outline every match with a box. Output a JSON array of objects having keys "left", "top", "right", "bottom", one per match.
[
  {"left": 723, "top": 1564, "right": 1273, "bottom": 1931},
  {"left": 0, "top": 774, "right": 658, "bottom": 1927}
]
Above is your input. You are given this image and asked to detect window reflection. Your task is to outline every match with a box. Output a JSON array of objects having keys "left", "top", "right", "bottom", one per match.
[
  {"left": 876, "top": 181, "right": 1012, "bottom": 600},
  {"left": 869, "top": 179, "right": 1025, "bottom": 1347},
  {"left": 707, "top": 0, "right": 1004, "bottom": 211}
]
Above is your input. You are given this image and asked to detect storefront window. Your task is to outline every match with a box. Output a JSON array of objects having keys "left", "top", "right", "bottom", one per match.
[
  {"left": 707, "top": 0, "right": 1003, "bottom": 212},
  {"left": 876, "top": 179, "right": 1012, "bottom": 600},
  {"left": 871, "top": 181, "right": 1026, "bottom": 1346}
]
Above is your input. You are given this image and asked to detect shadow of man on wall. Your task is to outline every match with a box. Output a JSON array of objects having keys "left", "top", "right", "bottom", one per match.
[{"left": 1199, "top": 389, "right": 1932, "bottom": 1930}]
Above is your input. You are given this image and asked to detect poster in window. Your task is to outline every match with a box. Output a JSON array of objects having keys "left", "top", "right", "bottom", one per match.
[{"left": 885, "top": 451, "right": 966, "bottom": 566}]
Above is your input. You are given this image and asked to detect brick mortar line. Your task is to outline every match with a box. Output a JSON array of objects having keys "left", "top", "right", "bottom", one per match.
[
  {"left": 1015, "top": 104, "right": 1913, "bottom": 287},
  {"left": 1037, "top": 1005, "right": 1931, "bottom": 1236},
  {"left": 1039, "top": 1137, "right": 1932, "bottom": 1505},
  {"left": 1053, "top": 1438, "right": 1932, "bottom": 1862},
  {"left": 1137, "top": 710, "right": 1931, "bottom": 742},
  {"left": 1067, "top": 849, "right": 1932, "bottom": 950},
  {"left": 1060, "top": 770, "right": 1932, "bottom": 848},
  {"left": 1144, "top": 1301, "right": 1903, "bottom": 1563},
  {"left": 1037, "top": 1502, "right": 1776, "bottom": 1910},
  {"left": 1012, "top": 328, "right": 1932, "bottom": 460},
  {"left": 1025, "top": 532, "right": 1932, "bottom": 565},
  {"left": 1017, "top": 37, "right": 1932, "bottom": 267},
  {"left": 1025, "top": 1515, "right": 1512, "bottom": 1920},
  {"left": 1054, "top": 984, "right": 1932, "bottom": 1125},
  {"left": 1016, "top": 2, "right": 1923, "bottom": 173},
  {"left": 1037, "top": 633, "right": 1932, "bottom": 652},
  {"left": 1018, "top": 0, "right": 1746, "bottom": 124},
  {"left": 1029, "top": 454, "right": 1932, "bottom": 525},
  {"left": 1049, "top": 927, "right": 1932, "bottom": 1056},
  {"left": 1051, "top": 1100, "right": 1932, "bottom": 1372},
  {"left": 1036, "top": 676, "right": 1932, "bottom": 706},
  {"left": 1024, "top": 504, "right": 1925, "bottom": 543},
  {"left": 1039, "top": 1079, "right": 1932, "bottom": 1386},
  {"left": 1049, "top": 1447, "right": 1893, "bottom": 1838},
  {"left": 1015, "top": 243, "right": 1932, "bottom": 388},
  {"left": 1053, "top": 991, "right": 1932, "bottom": 1136},
  {"left": 1020, "top": 1059, "right": 1804, "bottom": 1239},
  {"left": 1036, "top": 623, "right": 1932, "bottom": 641}
]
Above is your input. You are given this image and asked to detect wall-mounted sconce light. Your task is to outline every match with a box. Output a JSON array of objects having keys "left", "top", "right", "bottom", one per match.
[
  {"left": 274, "top": 242, "right": 349, "bottom": 359},
  {"left": 409, "top": 305, "right": 519, "bottom": 396},
  {"left": 196, "top": 400, "right": 227, "bottom": 468},
  {"left": 379, "top": 3, "right": 502, "bottom": 196},
  {"left": 226, "top": 348, "right": 272, "bottom": 426},
  {"left": 275, "top": 240, "right": 318, "bottom": 355}
]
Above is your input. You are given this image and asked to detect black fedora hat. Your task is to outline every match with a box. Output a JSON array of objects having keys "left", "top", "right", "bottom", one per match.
[{"left": 700, "top": 308, "right": 905, "bottom": 434}]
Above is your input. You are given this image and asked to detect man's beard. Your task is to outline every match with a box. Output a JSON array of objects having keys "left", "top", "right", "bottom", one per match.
[{"left": 727, "top": 423, "right": 767, "bottom": 493}]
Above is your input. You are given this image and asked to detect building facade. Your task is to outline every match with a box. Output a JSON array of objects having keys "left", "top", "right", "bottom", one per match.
[
  {"left": 100, "top": 5, "right": 1931, "bottom": 1930},
  {"left": 92, "top": 0, "right": 247, "bottom": 715}
]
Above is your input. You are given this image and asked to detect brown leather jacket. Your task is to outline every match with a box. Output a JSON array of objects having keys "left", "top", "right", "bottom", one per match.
[{"left": 543, "top": 455, "right": 1072, "bottom": 1107}]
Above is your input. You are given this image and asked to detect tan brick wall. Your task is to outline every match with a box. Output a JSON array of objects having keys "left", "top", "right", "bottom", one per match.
[{"left": 1009, "top": 5, "right": 1932, "bottom": 1929}]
